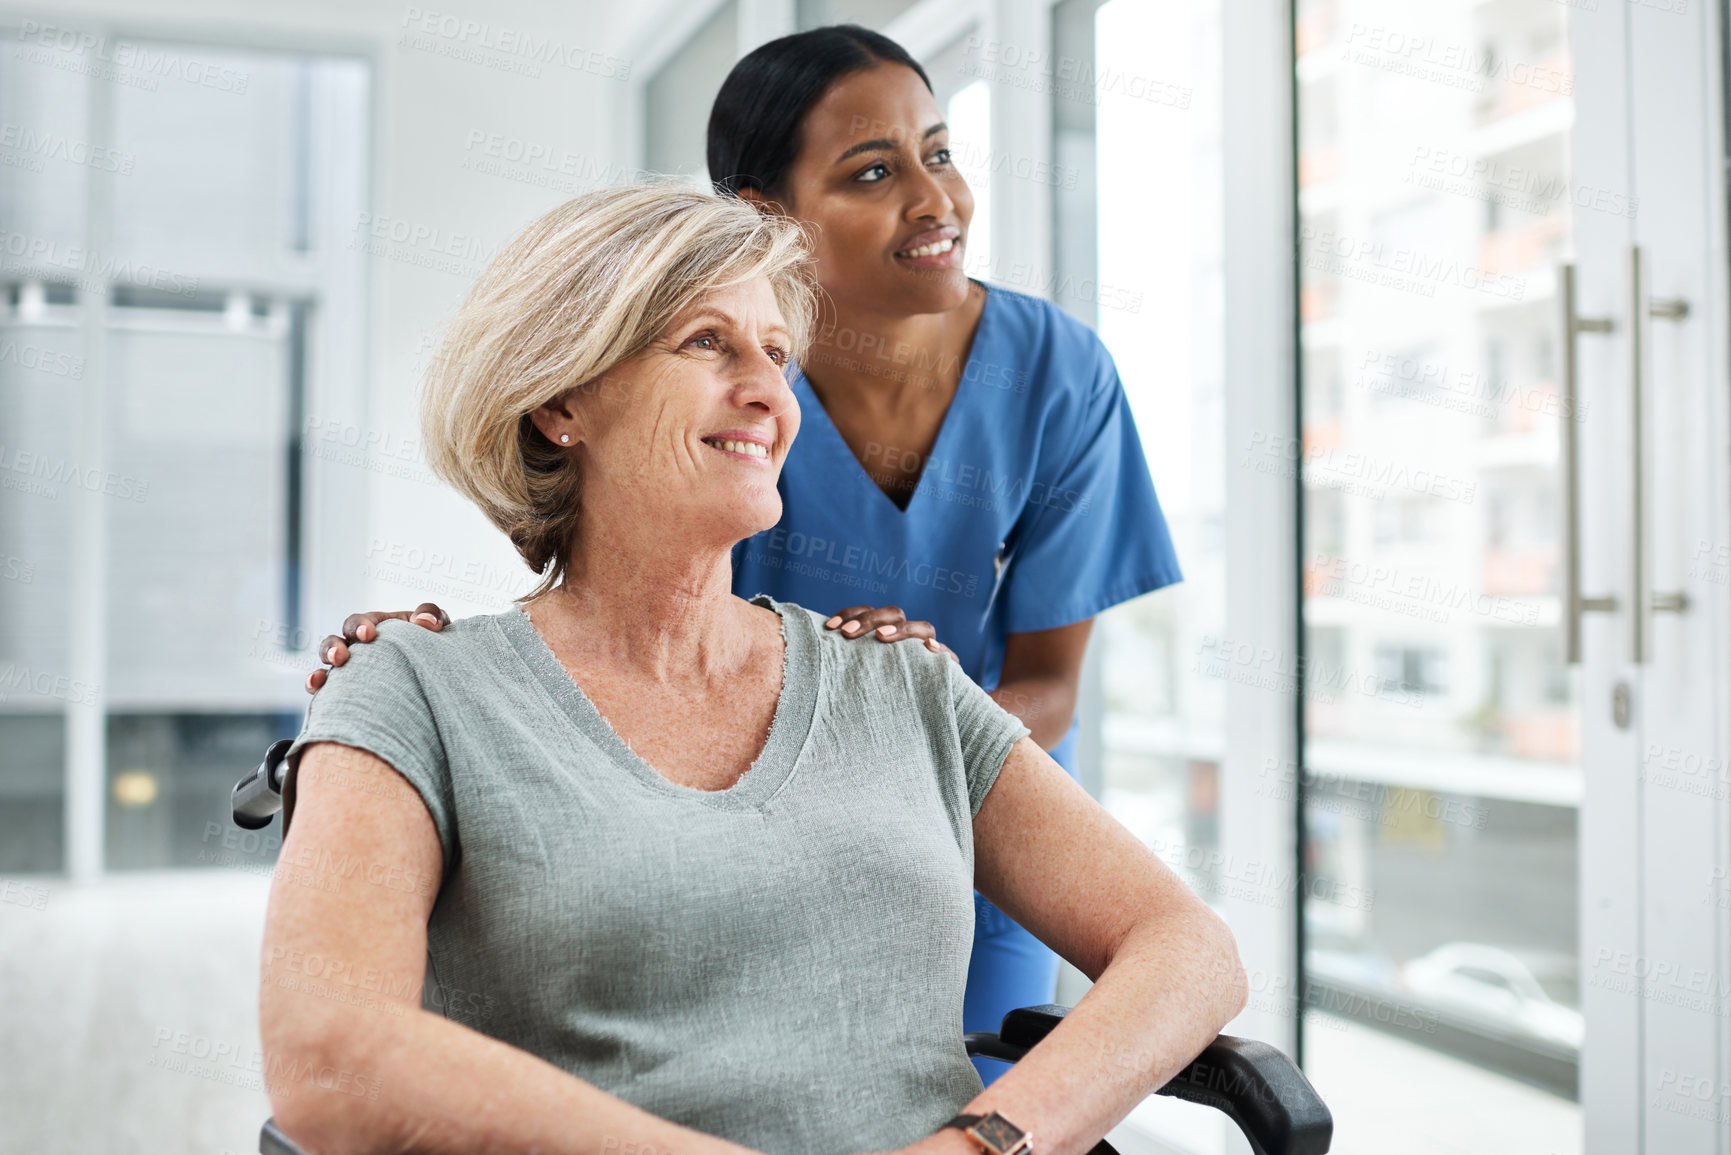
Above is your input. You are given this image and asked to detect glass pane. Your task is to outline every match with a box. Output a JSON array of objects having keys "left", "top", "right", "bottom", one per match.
[
  {"left": 0, "top": 300, "right": 82, "bottom": 774},
  {"left": 109, "top": 49, "right": 306, "bottom": 278},
  {"left": 0, "top": 31, "right": 89, "bottom": 256},
  {"left": 94, "top": 48, "right": 364, "bottom": 870},
  {"left": 105, "top": 322, "right": 294, "bottom": 706},
  {"left": 0, "top": 715, "right": 65, "bottom": 872},
  {"left": 947, "top": 79, "right": 992, "bottom": 281},
  {"left": 1294, "top": 0, "right": 1581, "bottom": 1149},
  {"left": 0, "top": 25, "right": 89, "bottom": 877},
  {"left": 1090, "top": 0, "right": 1226, "bottom": 902},
  {"left": 105, "top": 712, "right": 297, "bottom": 870}
]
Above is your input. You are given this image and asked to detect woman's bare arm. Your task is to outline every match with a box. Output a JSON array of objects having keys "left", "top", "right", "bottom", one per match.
[
  {"left": 261, "top": 741, "right": 761, "bottom": 1155},
  {"left": 940, "top": 736, "right": 1249, "bottom": 1155}
]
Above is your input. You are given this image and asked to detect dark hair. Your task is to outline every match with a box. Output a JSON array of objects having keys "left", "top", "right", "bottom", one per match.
[{"left": 707, "top": 24, "right": 933, "bottom": 199}]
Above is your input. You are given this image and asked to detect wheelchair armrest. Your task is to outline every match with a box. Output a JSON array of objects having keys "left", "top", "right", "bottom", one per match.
[
  {"left": 1156, "top": 1034, "right": 1332, "bottom": 1155},
  {"left": 234, "top": 738, "right": 294, "bottom": 830},
  {"left": 260, "top": 1119, "right": 307, "bottom": 1155},
  {"left": 965, "top": 1004, "right": 1333, "bottom": 1155}
]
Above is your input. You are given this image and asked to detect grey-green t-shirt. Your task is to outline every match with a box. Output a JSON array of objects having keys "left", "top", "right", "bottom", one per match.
[{"left": 282, "top": 594, "right": 1031, "bottom": 1154}]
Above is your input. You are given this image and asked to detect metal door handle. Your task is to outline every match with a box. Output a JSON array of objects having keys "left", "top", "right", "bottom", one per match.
[
  {"left": 1557, "top": 262, "right": 1615, "bottom": 665},
  {"left": 1628, "top": 245, "right": 1691, "bottom": 665}
]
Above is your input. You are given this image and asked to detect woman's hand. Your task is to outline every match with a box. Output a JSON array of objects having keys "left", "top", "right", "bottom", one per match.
[
  {"left": 824, "top": 604, "right": 958, "bottom": 662},
  {"left": 305, "top": 602, "right": 450, "bottom": 694}
]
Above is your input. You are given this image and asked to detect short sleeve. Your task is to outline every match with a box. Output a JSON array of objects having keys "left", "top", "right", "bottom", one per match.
[
  {"left": 1002, "top": 342, "right": 1183, "bottom": 633},
  {"left": 946, "top": 656, "right": 1032, "bottom": 817},
  {"left": 282, "top": 623, "right": 457, "bottom": 868}
]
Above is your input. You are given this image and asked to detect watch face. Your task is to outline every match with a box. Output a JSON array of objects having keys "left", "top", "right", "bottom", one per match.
[{"left": 972, "top": 1113, "right": 1027, "bottom": 1152}]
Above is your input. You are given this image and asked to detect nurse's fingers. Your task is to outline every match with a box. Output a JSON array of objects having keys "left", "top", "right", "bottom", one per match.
[
  {"left": 875, "top": 617, "right": 937, "bottom": 644},
  {"left": 834, "top": 605, "right": 908, "bottom": 639},
  {"left": 824, "top": 605, "right": 876, "bottom": 631},
  {"left": 825, "top": 604, "right": 904, "bottom": 637},
  {"left": 924, "top": 637, "right": 961, "bottom": 663},
  {"left": 341, "top": 605, "right": 449, "bottom": 644}
]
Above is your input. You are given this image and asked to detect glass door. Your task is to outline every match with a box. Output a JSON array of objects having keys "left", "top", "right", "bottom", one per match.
[
  {"left": 1294, "top": 1, "right": 1731, "bottom": 1152},
  {"left": 1293, "top": 2, "right": 1587, "bottom": 1150}
]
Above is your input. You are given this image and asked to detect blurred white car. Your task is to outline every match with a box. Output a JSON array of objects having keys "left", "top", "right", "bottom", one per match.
[{"left": 1399, "top": 942, "right": 1583, "bottom": 1051}]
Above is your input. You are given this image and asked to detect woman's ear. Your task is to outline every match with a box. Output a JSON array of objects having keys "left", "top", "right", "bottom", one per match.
[{"left": 528, "top": 394, "right": 579, "bottom": 448}]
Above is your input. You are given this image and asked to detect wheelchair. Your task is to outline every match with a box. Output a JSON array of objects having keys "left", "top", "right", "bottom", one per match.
[{"left": 237, "top": 740, "right": 1333, "bottom": 1155}]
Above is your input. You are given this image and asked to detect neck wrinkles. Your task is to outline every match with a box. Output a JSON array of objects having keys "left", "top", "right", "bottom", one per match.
[{"left": 533, "top": 521, "right": 754, "bottom": 685}]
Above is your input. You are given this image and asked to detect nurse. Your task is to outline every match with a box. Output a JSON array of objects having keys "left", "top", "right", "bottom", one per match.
[{"left": 303, "top": 24, "right": 1181, "bottom": 1087}]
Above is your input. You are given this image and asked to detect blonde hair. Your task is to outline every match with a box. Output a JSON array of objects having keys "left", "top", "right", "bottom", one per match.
[{"left": 420, "top": 183, "right": 816, "bottom": 602}]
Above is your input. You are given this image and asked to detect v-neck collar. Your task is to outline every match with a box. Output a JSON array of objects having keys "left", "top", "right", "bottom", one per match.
[
  {"left": 496, "top": 595, "right": 819, "bottom": 811},
  {"left": 791, "top": 281, "right": 996, "bottom": 517}
]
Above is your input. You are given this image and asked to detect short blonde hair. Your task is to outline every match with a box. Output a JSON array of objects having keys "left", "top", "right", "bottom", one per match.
[{"left": 420, "top": 183, "right": 816, "bottom": 601}]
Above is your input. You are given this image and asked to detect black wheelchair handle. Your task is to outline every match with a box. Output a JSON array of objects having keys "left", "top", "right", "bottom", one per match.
[
  {"left": 1155, "top": 1034, "right": 1333, "bottom": 1155},
  {"left": 233, "top": 738, "right": 294, "bottom": 830},
  {"left": 981, "top": 1005, "right": 1333, "bottom": 1155},
  {"left": 260, "top": 1119, "right": 303, "bottom": 1155}
]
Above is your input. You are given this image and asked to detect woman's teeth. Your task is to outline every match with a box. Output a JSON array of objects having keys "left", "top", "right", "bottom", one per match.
[
  {"left": 702, "top": 438, "right": 769, "bottom": 459},
  {"left": 897, "top": 237, "right": 954, "bottom": 258}
]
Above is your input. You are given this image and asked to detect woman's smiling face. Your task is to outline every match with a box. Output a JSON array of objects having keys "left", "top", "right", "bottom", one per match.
[
  {"left": 769, "top": 62, "right": 976, "bottom": 319},
  {"left": 537, "top": 276, "right": 802, "bottom": 548}
]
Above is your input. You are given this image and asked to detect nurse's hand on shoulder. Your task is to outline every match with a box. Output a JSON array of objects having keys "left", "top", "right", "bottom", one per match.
[
  {"left": 304, "top": 604, "right": 449, "bottom": 694},
  {"left": 823, "top": 604, "right": 958, "bottom": 663},
  {"left": 304, "top": 600, "right": 956, "bottom": 694}
]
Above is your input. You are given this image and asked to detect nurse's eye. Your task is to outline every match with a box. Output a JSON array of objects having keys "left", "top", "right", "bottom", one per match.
[
  {"left": 853, "top": 161, "right": 891, "bottom": 183},
  {"left": 927, "top": 148, "right": 953, "bottom": 167}
]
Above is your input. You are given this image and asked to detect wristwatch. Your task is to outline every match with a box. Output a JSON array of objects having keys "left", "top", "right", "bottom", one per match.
[{"left": 941, "top": 1111, "right": 1034, "bottom": 1155}]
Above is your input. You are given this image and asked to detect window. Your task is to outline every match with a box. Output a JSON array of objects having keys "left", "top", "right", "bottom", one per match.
[
  {"left": 1373, "top": 496, "right": 1445, "bottom": 547},
  {"left": 1059, "top": 0, "right": 1230, "bottom": 948},
  {"left": 0, "top": 34, "right": 369, "bottom": 876},
  {"left": 947, "top": 79, "right": 993, "bottom": 281},
  {"left": 1308, "top": 489, "right": 1345, "bottom": 558},
  {"left": 1374, "top": 645, "right": 1449, "bottom": 696}
]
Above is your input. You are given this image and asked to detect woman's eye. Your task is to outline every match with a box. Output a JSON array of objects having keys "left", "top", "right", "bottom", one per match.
[
  {"left": 687, "top": 333, "right": 718, "bottom": 351},
  {"left": 766, "top": 346, "right": 789, "bottom": 366},
  {"left": 854, "top": 162, "right": 890, "bottom": 183},
  {"left": 929, "top": 148, "right": 952, "bottom": 166}
]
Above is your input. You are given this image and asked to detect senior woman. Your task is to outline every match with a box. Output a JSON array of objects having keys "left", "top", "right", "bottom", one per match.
[{"left": 259, "top": 184, "right": 1247, "bottom": 1155}]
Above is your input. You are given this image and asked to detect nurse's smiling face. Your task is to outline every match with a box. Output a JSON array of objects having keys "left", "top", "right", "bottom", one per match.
[
  {"left": 768, "top": 63, "right": 975, "bottom": 320},
  {"left": 533, "top": 277, "right": 802, "bottom": 549}
]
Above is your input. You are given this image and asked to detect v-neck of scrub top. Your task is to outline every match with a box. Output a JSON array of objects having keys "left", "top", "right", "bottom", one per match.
[
  {"left": 497, "top": 594, "right": 819, "bottom": 811},
  {"left": 792, "top": 282, "right": 997, "bottom": 517}
]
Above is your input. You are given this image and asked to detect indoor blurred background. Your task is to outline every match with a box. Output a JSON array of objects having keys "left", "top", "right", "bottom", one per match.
[{"left": 5, "top": 0, "right": 1726, "bottom": 1152}]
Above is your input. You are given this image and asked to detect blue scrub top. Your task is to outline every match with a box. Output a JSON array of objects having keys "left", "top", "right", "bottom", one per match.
[{"left": 731, "top": 284, "right": 1182, "bottom": 775}]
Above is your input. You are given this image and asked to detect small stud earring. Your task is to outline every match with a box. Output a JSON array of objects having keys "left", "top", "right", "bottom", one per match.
[{"left": 560, "top": 434, "right": 570, "bottom": 444}]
